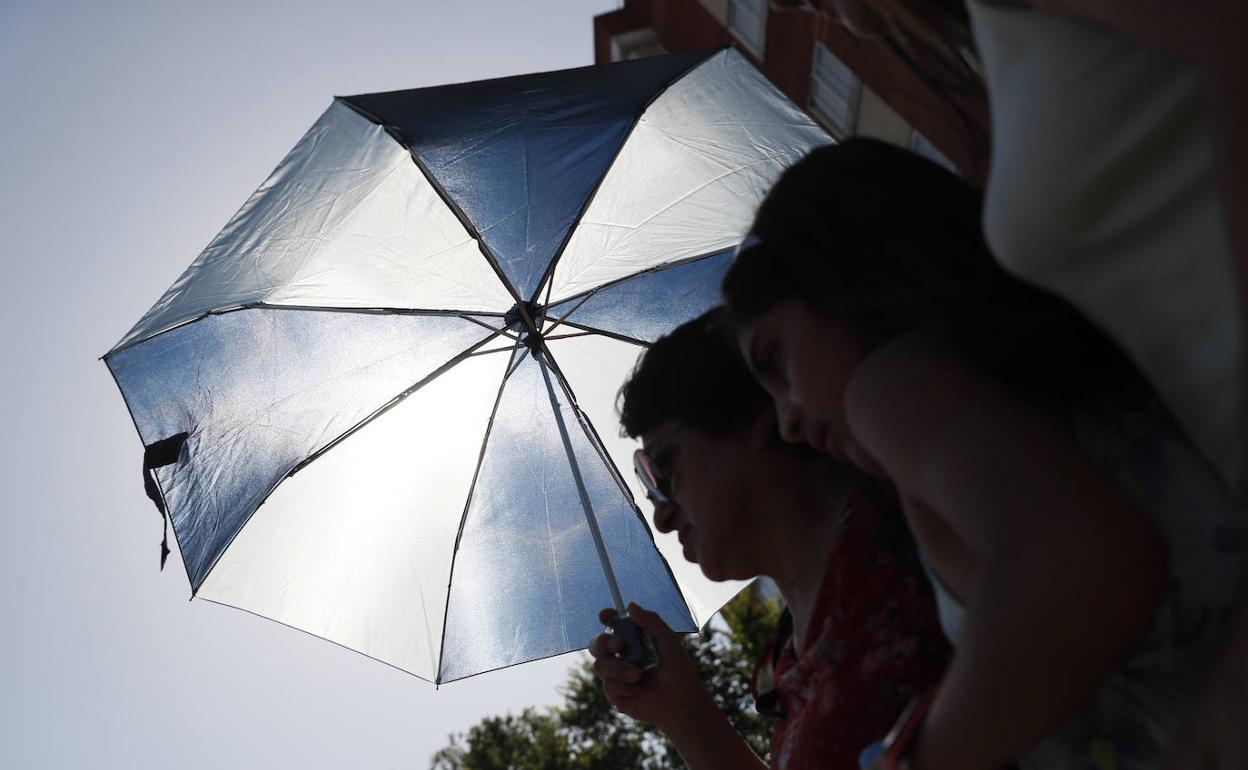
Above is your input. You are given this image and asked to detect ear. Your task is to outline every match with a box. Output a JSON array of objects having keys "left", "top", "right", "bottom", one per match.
[{"left": 749, "top": 407, "right": 777, "bottom": 449}]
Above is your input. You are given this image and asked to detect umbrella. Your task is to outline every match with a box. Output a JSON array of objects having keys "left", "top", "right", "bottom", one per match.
[{"left": 104, "top": 48, "right": 830, "bottom": 684}]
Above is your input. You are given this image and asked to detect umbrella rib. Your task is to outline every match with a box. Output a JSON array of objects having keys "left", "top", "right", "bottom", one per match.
[
  {"left": 434, "top": 337, "right": 524, "bottom": 684},
  {"left": 106, "top": 303, "right": 508, "bottom": 357},
  {"left": 551, "top": 320, "right": 649, "bottom": 349},
  {"left": 544, "top": 246, "right": 732, "bottom": 313},
  {"left": 506, "top": 347, "right": 532, "bottom": 378},
  {"left": 257, "top": 303, "right": 506, "bottom": 317},
  {"left": 543, "top": 331, "right": 594, "bottom": 342},
  {"left": 285, "top": 330, "right": 507, "bottom": 477},
  {"left": 536, "top": 292, "right": 596, "bottom": 338},
  {"left": 465, "top": 344, "right": 525, "bottom": 359},
  {"left": 189, "top": 328, "right": 506, "bottom": 595},
  {"left": 338, "top": 97, "right": 526, "bottom": 308},
  {"left": 527, "top": 48, "right": 723, "bottom": 306},
  {"left": 461, "top": 314, "right": 517, "bottom": 338}
]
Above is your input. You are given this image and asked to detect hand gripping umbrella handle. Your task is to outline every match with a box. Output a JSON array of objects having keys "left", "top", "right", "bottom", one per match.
[{"left": 608, "top": 613, "right": 660, "bottom": 671}]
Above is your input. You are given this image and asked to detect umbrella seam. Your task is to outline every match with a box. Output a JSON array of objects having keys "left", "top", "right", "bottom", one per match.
[
  {"left": 434, "top": 337, "right": 524, "bottom": 684},
  {"left": 465, "top": 344, "right": 526, "bottom": 359},
  {"left": 548, "top": 144, "right": 794, "bottom": 295},
  {"left": 549, "top": 320, "right": 649, "bottom": 349},
  {"left": 541, "top": 247, "right": 732, "bottom": 335},
  {"left": 106, "top": 304, "right": 508, "bottom": 358},
  {"left": 527, "top": 47, "right": 725, "bottom": 306},
  {"left": 187, "top": 328, "right": 506, "bottom": 595},
  {"left": 336, "top": 96, "right": 525, "bottom": 309}
]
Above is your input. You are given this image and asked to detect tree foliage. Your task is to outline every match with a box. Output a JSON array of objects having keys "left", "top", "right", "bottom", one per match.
[{"left": 430, "top": 589, "right": 781, "bottom": 770}]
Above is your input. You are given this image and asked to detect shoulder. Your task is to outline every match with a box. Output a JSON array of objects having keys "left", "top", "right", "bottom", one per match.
[
  {"left": 844, "top": 331, "right": 1067, "bottom": 498},
  {"left": 845, "top": 331, "right": 1008, "bottom": 448}
]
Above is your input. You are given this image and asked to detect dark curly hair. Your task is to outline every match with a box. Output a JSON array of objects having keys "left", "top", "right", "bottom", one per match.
[
  {"left": 618, "top": 308, "right": 769, "bottom": 440},
  {"left": 722, "top": 138, "right": 1142, "bottom": 412},
  {"left": 618, "top": 307, "right": 921, "bottom": 573}
]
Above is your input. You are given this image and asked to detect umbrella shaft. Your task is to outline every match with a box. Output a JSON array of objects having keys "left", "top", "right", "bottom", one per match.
[{"left": 537, "top": 352, "right": 626, "bottom": 613}]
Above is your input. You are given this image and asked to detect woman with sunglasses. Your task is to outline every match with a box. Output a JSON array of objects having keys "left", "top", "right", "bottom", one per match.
[
  {"left": 723, "top": 138, "right": 1247, "bottom": 770},
  {"left": 588, "top": 310, "right": 950, "bottom": 770}
]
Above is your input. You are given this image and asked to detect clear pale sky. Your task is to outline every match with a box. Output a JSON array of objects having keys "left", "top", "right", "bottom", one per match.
[{"left": 0, "top": 2, "right": 623, "bottom": 767}]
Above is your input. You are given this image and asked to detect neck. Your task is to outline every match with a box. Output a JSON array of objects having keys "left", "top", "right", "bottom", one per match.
[{"left": 766, "top": 463, "right": 853, "bottom": 653}]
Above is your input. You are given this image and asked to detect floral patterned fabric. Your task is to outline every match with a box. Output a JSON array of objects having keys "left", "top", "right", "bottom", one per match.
[
  {"left": 1014, "top": 401, "right": 1248, "bottom": 770},
  {"left": 753, "top": 484, "right": 951, "bottom": 770}
]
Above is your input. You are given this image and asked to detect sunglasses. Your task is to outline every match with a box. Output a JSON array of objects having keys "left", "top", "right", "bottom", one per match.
[{"left": 633, "top": 424, "right": 685, "bottom": 506}]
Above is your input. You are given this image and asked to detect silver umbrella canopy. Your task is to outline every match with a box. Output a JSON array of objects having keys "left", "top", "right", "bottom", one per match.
[{"left": 105, "top": 48, "right": 830, "bottom": 683}]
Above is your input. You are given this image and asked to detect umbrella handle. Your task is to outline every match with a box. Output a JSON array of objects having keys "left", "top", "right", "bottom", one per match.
[{"left": 608, "top": 614, "right": 661, "bottom": 671}]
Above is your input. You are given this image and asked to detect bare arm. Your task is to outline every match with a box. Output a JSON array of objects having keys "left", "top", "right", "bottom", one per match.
[
  {"left": 846, "top": 334, "right": 1166, "bottom": 770},
  {"left": 662, "top": 694, "right": 770, "bottom": 770}
]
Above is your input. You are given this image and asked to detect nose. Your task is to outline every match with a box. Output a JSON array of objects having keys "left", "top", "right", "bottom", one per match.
[
  {"left": 652, "top": 500, "right": 680, "bottom": 534},
  {"left": 777, "top": 398, "right": 805, "bottom": 444}
]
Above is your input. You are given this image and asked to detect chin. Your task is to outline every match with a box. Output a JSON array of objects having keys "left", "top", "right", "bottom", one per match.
[
  {"left": 699, "top": 560, "right": 748, "bottom": 583},
  {"left": 700, "top": 566, "right": 728, "bottom": 582},
  {"left": 821, "top": 441, "right": 848, "bottom": 463},
  {"left": 819, "top": 432, "right": 849, "bottom": 462},
  {"left": 696, "top": 556, "right": 723, "bottom": 582}
]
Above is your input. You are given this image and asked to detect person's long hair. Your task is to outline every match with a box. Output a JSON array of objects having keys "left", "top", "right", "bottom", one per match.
[{"left": 722, "top": 138, "right": 1144, "bottom": 413}]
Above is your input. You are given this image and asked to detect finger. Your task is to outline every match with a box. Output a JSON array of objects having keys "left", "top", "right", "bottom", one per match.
[
  {"left": 594, "top": 657, "right": 643, "bottom": 684},
  {"left": 627, "top": 602, "right": 682, "bottom": 655},
  {"left": 598, "top": 607, "right": 619, "bottom": 625},
  {"left": 603, "top": 679, "right": 643, "bottom": 701},
  {"left": 626, "top": 603, "right": 669, "bottom": 632},
  {"left": 588, "top": 633, "right": 623, "bottom": 659}
]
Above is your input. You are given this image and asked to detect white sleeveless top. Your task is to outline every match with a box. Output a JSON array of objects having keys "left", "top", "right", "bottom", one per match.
[{"left": 968, "top": 0, "right": 1243, "bottom": 493}]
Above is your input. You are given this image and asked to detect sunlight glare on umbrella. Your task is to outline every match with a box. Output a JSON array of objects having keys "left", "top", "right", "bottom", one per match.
[{"left": 104, "top": 47, "right": 831, "bottom": 684}]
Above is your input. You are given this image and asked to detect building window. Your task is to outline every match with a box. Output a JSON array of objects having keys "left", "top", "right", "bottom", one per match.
[
  {"left": 911, "top": 131, "right": 958, "bottom": 173},
  {"left": 610, "top": 27, "right": 667, "bottom": 62},
  {"left": 809, "top": 43, "right": 860, "bottom": 136},
  {"left": 727, "top": 0, "right": 768, "bottom": 58}
]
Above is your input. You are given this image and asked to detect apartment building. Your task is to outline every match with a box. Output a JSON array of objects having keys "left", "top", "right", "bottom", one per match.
[{"left": 594, "top": 0, "right": 989, "bottom": 183}]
